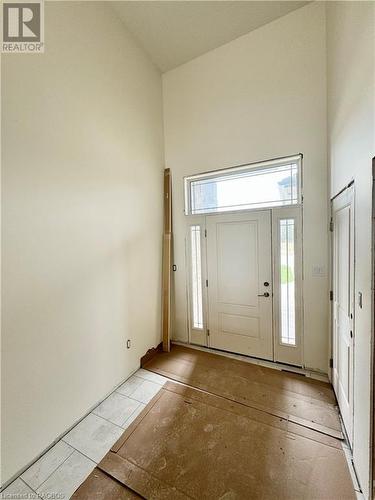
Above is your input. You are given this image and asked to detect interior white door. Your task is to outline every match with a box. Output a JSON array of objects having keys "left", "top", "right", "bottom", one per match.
[
  {"left": 206, "top": 211, "right": 273, "bottom": 360},
  {"left": 332, "top": 187, "right": 354, "bottom": 445}
]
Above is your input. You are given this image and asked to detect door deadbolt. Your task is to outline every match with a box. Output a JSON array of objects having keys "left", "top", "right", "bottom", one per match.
[{"left": 264, "top": 281, "right": 270, "bottom": 287}]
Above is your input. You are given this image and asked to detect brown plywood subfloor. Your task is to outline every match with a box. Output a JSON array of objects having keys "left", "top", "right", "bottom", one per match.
[
  {"left": 144, "top": 345, "right": 343, "bottom": 439},
  {"left": 71, "top": 469, "right": 141, "bottom": 499},
  {"left": 73, "top": 381, "right": 355, "bottom": 499}
]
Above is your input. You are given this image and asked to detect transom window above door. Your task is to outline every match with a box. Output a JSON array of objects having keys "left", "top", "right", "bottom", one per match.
[{"left": 184, "top": 155, "right": 302, "bottom": 215}]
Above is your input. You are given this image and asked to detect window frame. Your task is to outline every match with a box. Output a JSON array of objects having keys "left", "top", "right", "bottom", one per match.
[
  {"left": 278, "top": 217, "right": 297, "bottom": 346},
  {"left": 272, "top": 206, "right": 303, "bottom": 366},
  {"left": 189, "top": 225, "right": 204, "bottom": 330},
  {"left": 185, "top": 216, "right": 208, "bottom": 347},
  {"left": 184, "top": 154, "right": 303, "bottom": 216}
]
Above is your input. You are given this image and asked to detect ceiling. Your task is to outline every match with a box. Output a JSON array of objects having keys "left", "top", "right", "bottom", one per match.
[{"left": 111, "top": 1, "right": 309, "bottom": 72}]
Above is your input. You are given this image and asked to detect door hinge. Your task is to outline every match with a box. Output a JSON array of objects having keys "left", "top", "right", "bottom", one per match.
[
  {"left": 329, "top": 290, "right": 333, "bottom": 301},
  {"left": 329, "top": 218, "right": 334, "bottom": 232},
  {"left": 206, "top": 279, "right": 208, "bottom": 287},
  {"left": 329, "top": 358, "right": 333, "bottom": 368},
  {"left": 207, "top": 329, "right": 210, "bottom": 336},
  {"left": 204, "top": 229, "right": 207, "bottom": 238}
]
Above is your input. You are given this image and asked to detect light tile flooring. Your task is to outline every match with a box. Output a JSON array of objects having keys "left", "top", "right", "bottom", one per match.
[
  {"left": 1, "top": 368, "right": 168, "bottom": 500},
  {"left": 1, "top": 363, "right": 363, "bottom": 500}
]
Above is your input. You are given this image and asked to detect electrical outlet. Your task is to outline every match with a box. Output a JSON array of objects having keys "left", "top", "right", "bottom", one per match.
[{"left": 126, "top": 339, "right": 131, "bottom": 349}]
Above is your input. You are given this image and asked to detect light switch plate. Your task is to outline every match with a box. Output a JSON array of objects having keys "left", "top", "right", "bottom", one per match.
[{"left": 312, "top": 265, "right": 326, "bottom": 277}]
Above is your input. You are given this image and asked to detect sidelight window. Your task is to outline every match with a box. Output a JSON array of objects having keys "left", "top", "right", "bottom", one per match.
[
  {"left": 190, "top": 225, "right": 203, "bottom": 329},
  {"left": 279, "top": 218, "right": 296, "bottom": 346}
]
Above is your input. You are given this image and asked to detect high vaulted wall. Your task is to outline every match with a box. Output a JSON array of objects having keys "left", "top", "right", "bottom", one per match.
[
  {"left": 163, "top": 2, "right": 329, "bottom": 373},
  {"left": 327, "top": 2, "right": 375, "bottom": 497},
  {"left": 1, "top": 2, "right": 164, "bottom": 485}
]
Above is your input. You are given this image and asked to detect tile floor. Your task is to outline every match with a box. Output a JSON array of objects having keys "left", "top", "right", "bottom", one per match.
[
  {"left": 1, "top": 368, "right": 168, "bottom": 499},
  {"left": 1, "top": 363, "right": 363, "bottom": 500}
]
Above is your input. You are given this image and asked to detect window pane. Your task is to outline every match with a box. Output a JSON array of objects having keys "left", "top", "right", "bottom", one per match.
[
  {"left": 189, "top": 162, "right": 299, "bottom": 215},
  {"left": 280, "top": 219, "right": 296, "bottom": 345},
  {"left": 190, "top": 226, "right": 203, "bottom": 329}
]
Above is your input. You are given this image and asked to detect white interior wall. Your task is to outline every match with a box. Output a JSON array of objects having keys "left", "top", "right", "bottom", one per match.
[
  {"left": 163, "top": 2, "right": 329, "bottom": 373},
  {"left": 327, "top": 2, "right": 375, "bottom": 497},
  {"left": 1, "top": 2, "right": 164, "bottom": 485}
]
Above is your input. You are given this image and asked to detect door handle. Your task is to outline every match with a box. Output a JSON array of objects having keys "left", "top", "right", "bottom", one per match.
[{"left": 258, "top": 292, "right": 270, "bottom": 297}]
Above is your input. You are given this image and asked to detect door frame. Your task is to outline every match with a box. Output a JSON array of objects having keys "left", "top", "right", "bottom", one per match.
[
  {"left": 185, "top": 205, "right": 304, "bottom": 367},
  {"left": 330, "top": 182, "right": 355, "bottom": 446}
]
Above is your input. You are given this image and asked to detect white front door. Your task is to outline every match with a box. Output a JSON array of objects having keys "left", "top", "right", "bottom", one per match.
[
  {"left": 206, "top": 211, "right": 273, "bottom": 360},
  {"left": 332, "top": 186, "right": 355, "bottom": 445}
]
